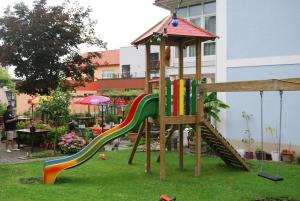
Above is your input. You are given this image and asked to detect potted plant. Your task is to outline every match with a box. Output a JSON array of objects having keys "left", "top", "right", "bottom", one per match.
[
  {"left": 281, "top": 145, "right": 295, "bottom": 163},
  {"left": 241, "top": 112, "right": 254, "bottom": 159},
  {"left": 265, "top": 126, "right": 280, "bottom": 161},
  {"left": 255, "top": 147, "right": 272, "bottom": 160}
]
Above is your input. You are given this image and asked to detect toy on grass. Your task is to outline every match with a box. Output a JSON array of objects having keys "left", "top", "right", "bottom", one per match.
[
  {"left": 99, "top": 153, "right": 106, "bottom": 160},
  {"left": 160, "top": 195, "right": 176, "bottom": 201}
]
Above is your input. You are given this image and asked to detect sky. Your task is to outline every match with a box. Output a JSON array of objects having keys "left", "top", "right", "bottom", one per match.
[{"left": 0, "top": 0, "right": 170, "bottom": 52}]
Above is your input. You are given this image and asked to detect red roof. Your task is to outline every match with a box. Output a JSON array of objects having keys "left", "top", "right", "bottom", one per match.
[
  {"left": 83, "top": 49, "right": 119, "bottom": 67},
  {"left": 75, "top": 82, "right": 98, "bottom": 91},
  {"left": 132, "top": 15, "right": 216, "bottom": 45}
]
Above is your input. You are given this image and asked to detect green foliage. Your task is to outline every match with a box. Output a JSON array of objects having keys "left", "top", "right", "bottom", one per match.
[
  {"left": 255, "top": 147, "right": 263, "bottom": 153},
  {"left": 48, "top": 125, "right": 67, "bottom": 142},
  {"left": 16, "top": 121, "right": 30, "bottom": 129},
  {"left": 241, "top": 111, "right": 254, "bottom": 150},
  {"left": 0, "top": 101, "right": 7, "bottom": 115},
  {"left": 0, "top": 0, "right": 106, "bottom": 95},
  {"left": 37, "top": 87, "right": 71, "bottom": 126},
  {"left": 123, "top": 100, "right": 134, "bottom": 119},
  {"left": 102, "top": 89, "right": 144, "bottom": 97},
  {"left": 0, "top": 68, "right": 15, "bottom": 90},
  {"left": 204, "top": 92, "right": 229, "bottom": 122},
  {"left": 105, "top": 113, "right": 118, "bottom": 124}
]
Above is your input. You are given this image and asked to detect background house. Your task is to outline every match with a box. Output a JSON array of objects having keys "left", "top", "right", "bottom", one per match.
[
  {"left": 91, "top": 49, "right": 120, "bottom": 79},
  {"left": 153, "top": 0, "right": 300, "bottom": 150}
]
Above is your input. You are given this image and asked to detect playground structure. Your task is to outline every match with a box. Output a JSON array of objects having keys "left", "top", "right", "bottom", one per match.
[{"left": 43, "top": 15, "right": 300, "bottom": 184}]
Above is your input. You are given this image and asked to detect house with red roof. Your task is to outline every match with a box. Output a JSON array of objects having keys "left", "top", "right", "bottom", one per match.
[{"left": 87, "top": 49, "right": 120, "bottom": 80}]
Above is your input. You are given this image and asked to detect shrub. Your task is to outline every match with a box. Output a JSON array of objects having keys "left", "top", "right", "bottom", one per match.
[
  {"left": 58, "top": 133, "right": 86, "bottom": 154},
  {"left": 105, "top": 113, "right": 118, "bottom": 124}
]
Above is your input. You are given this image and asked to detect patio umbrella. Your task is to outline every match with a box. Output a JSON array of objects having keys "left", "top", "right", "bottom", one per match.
[
  {"left": 27, "top": 96, "right": 52, "bottom": 118},
  {"left": 76, "top": 95, "right": 110, "bottom": 105},
  {"left": 74, "top": 95, "right": 110, "bottom": 132}
]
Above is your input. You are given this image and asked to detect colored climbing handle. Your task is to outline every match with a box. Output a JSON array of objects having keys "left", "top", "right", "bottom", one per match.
[
  {"left": 173, "top": 80, "right": 178, "bottom": 116},
  {"left": 191, "top": 80, "right": 196, "bottom": 115},
  {"left": 179, "top": 79, "right": 184, "bottom": 115},
  {"left": 166, "top": 79, "right": 172, "bottom": 116},
  {"left": 185, "top": 79, "right": 190, "bottom": 115}
]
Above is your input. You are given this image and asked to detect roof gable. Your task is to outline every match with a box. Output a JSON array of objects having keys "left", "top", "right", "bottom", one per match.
[{"left": 132, "top": 15, "right": 216, "bottom": 45}]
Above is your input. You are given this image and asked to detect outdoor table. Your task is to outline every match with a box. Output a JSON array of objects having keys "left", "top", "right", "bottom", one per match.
[
  {"left": 17, "top": 116, "right": 32, "bottom": 121},
  {"left": 17, "top": 128, "right": 49, "bottom": 152}
]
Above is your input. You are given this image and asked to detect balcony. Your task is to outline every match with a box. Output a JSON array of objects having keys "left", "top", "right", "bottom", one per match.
[{"left": 100, "top": 70, "right": 159, "bottom": 80}]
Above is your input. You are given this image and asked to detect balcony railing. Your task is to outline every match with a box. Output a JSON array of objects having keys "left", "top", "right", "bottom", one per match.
[{"left": 101, "top": 70, "right": 159, "bottom": 80}]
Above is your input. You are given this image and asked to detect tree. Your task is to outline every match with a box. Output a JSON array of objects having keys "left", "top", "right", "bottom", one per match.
[
  {"left": 0, "top": 67, "right": 15, "bottom": 90},
  {"left": 0, "top": 0, "right": 106, "bottom": 95},
  {"left": 36, "top": 86, "right": 71, "bottom": 127}
]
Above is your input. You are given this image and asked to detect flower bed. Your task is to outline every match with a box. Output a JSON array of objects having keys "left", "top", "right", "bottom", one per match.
[{"left": 58, "top": 133, "right": 86, "bottom": 154}]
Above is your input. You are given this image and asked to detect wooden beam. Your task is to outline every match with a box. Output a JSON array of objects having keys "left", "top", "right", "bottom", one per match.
[
  {"left": 195, "top": 39, "right": 202, "bottom": 177},
  {"left": 128, "top": 122, "right": 145, "bottom": 164},
  {"left": 179, "top": 42, "right": 184, "bottom": 79},
  {"left": 199, "top": 78, "right": 300, "bottom": 92},
  {"left": 164, "top": 115, "right": 197, "bottom": 124},
  {"left": 145, "top": 44, "right": 151, "bottom": 174},
  {"left": 146, "top": 44, "right": 152, "bottom": 92},
  {"left": 159, "top": 38, "right": 166, "bottom": 181},
  {"left": 179, "top": 125, "right": 184, "bottom": 170},
  {"left": 178, "top": 42, "right": 184, "bottom": 171}
]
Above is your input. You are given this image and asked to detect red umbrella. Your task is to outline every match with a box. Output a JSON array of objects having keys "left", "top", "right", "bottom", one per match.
[
  {"left": 75, "top": 95, "right": 110, "bottom": 105},
  {"left": 108, "top": 99, "right": 129, "bottom": 105},
  {"left": 73, "top": 95, "right": 110, "bottom": 132}
]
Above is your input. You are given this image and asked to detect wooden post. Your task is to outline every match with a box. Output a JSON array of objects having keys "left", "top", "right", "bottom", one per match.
[
  {"left": 159, "top": 38, "right": 166, "bottom": 181},
  {"left": 195, "top": 39, "right": 203, "bottom": 176},
  {"left": 128, "top": 122, "right": 145, "bottom": 164},
  {"left": 178, "top": 42, "right": 184, "bottom": 170},
  {"left": 145, "top": 44, "right": 151, "bottom": 174}
]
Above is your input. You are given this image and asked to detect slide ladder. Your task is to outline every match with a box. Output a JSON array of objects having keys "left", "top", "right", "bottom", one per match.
[{"left": 201, "top": 120, "right": 250, "bottom": 171}]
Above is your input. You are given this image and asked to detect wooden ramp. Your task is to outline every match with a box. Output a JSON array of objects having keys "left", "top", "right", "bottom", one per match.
[{"left": 201, "top": 120, "right": 251, "bottom": 171}]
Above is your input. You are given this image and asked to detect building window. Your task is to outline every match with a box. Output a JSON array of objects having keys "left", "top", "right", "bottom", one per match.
[
  {"left": 102, "top": 70, "right": 115, "bottom": 79},
  {"left": 122, "top": 65, "right": 130, "bottom": 78},
  {"left": 176, "top": 1, "right": 216, "bottom": 57},
  {"left": 150, "top": 53, "right": 159, "bottom": 73}
]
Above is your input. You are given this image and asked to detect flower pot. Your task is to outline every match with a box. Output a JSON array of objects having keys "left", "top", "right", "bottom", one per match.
[
  {"left": 271, "top": 151, "right": 280, "bottom": 162},
  {"left": 244, "top": 151, "right": 254, "bottom": 160},
  {"left": 30, "top": 126, "right": 36, "bottom": 132},
  {"left": 236, "top": 149, "right": 245, "bottom": 158},
  {"left": 281, "top": 153, "right": 294, "bottom": 163},
  {"left": 255, "top": 152, "right": 272, "bottom": 160}
]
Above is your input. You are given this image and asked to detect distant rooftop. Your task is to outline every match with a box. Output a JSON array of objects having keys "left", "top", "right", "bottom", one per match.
[{"left": 83, "top": 49, "right": 119, "bottom": 67}]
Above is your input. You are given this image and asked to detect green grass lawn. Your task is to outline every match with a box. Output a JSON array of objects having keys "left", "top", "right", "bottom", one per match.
[{"left": 0, "top": 150, "right": 300, "bottom": 201}]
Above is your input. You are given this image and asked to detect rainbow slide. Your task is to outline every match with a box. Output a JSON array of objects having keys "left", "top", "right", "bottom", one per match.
[{"left": 44, "top": 93, "right": 158, "bottom": 184}]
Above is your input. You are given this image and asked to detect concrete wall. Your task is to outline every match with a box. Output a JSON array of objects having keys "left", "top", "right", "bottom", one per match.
[
  {"left": 227, "top": 0, "right": 300, "bottom": 59},
  {"left": 226, "top": 64, "right": 300, "bottom": 146}
]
